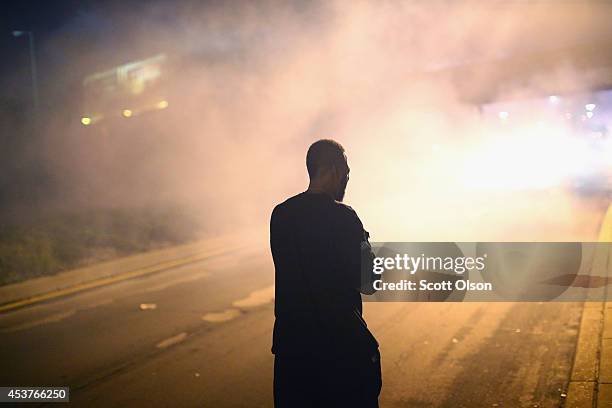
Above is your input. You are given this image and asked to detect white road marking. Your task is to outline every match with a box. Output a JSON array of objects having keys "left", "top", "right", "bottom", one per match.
[
  {"left": 140, "top": 271, "right": 210, "bottom": 293},
  {"left": 156, "top": 332, "right": 188, "bottom": 349},
  {"left": 200, "top": 286, "right": 274, "bottom": 324},
  {"left": 232, "top": 285, "right": 275, "bottom": 308},
  {"left": 0, "top": 310, "right": 77, "bottom": 333},
  {"left": 202, "top": 309, "right": 242, "bottom": 323},
  {"left": 86, "top": 299, "right": 114, "bottom": 309}
]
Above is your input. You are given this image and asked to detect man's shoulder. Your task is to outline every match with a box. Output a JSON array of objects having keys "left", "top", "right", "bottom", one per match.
[
  {"left": 271, "top": 193, "right": 361, "bottom": 224},
  {"left": 332, "top": 201, "right": 364, "bottom": 231},
  {"left": 333, "top": 200, "right": 359, "bottom": 219},
  {"left": 271, "top": 193, "right": 304, "bottom": 219}
]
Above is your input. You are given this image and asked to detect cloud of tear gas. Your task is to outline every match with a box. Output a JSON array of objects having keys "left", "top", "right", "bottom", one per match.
[{"left": 38, "top": 1, "right": 612, "bottom": 240}]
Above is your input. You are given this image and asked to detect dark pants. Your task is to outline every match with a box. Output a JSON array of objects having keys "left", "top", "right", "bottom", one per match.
[{"left": 274, "top": 350, "right": 381, "bottom": 408}]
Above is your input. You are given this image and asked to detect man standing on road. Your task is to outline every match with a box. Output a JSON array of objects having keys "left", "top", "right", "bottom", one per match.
[{"left": 270, "top": 139, "right": 381, "bottom": 407}]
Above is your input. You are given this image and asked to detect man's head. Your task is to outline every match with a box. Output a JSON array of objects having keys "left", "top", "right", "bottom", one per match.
[{"left": 306, "top": 139, "right": 350, "bottom": 201}]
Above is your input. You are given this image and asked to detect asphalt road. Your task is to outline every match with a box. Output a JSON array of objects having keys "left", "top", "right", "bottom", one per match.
[{"left": 0, "top": 236, "right": 587, "bottom": 408}]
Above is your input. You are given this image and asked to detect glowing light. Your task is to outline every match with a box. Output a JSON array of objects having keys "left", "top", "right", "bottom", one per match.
[
  {"left": 156, "top": 100, "right": 169, "bottom": 109},
  {"left": 548, "top": 95, "right": 560, "bottom": 104},
  {"left": 586, "top": 111, "right": 594, "bottom": 119},
  {"left": 122, "top": 109, "right": 133, "bottom": 118},
  {"left": 460, "top": 123, "right": 588, "bottom": 191},
  {"left": 585, "top": 103, "right": 596, "bottom": 111},
  {"left": 81, "top": 117, "right": 92, "bottom": 126},
  {"left": 498, "top": 111, "right": 509, "bottom": 120}
]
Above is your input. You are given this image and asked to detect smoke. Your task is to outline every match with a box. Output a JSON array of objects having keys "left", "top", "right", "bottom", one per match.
[{"left": 35, "top": 1, "right": 612, "bottom": 240}]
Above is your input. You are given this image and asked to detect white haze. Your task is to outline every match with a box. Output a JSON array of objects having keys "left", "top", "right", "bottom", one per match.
[{"left": 40, "top": 1, "right": 612, "bottom": 241}]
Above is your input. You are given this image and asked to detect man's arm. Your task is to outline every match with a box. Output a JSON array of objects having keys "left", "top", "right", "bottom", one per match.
[
  {"left": 359, "top": 230, "right": 377, "bottom": 295},
  {"left": 336, "top": 205, "right": 378, "bottom": 295}
]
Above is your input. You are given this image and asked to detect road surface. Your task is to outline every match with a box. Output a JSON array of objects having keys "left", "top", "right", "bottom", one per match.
[{"left": 0, "top": 237, "right": 588, "bottom": 408}]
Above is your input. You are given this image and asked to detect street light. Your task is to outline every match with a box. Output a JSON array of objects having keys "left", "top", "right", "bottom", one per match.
[{"left": 12, "top": 30, "right": 39, "bottom": 111}]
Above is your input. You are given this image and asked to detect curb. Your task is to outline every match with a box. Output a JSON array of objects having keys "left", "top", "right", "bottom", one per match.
[
  {"left": 0, "top": 229, "right": 264, "bottom": 314},
  {"left": 565, "top": 301, "right": 612, "bottom": 407},
  {"left": 599, "top": 303, "right": 612, "bottom": 407},
  {"left": 0, "top": 245, "right": 236, "bottom": 314},
  {"left": 565, "top": 302, "right": 604, "bottom": 407}
]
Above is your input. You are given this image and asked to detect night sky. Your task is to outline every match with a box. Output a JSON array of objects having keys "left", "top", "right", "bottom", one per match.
[
  {"left": 1, "top": 1, "right": 95, "bottom": 93},
  {"left": 2, "top": 1, "right": 612, "bottom": 113},
  {"left": 0, "top": 0, "right": 179, "bottom": 108}
]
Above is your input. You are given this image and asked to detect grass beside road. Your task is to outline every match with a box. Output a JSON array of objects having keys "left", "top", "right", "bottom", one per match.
[{"left": 0, "top": 207, "right": 201, "bottom": 286}]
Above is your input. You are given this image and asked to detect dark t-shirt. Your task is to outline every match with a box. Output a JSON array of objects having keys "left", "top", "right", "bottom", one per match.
[{"left": 270, "top": 191, "right": 378, "bottom": 357}]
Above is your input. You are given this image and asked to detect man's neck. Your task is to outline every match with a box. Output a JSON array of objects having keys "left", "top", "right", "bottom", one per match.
[{"left": 306, "top": 184, "right": 334, "bottom": 199}]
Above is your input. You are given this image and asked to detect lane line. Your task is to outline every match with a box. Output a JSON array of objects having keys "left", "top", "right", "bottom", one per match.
[
  {"left": 202, "top": 309, "right": 242, "bottom": 323},
  {"left": 232, "top": 285, "right": 275, "bottom": 308},
  {"left": 0, "top": 310, "right": 77, "bottom": 333},
  {"left": 156, "top": 332, "right": 188, "bottom": 349},
  {"left": 199, "top": 286, "right": 275, "bottom": 324},
  {"left": 140, "top": 271, "right": 210, "bottom": 293}
]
